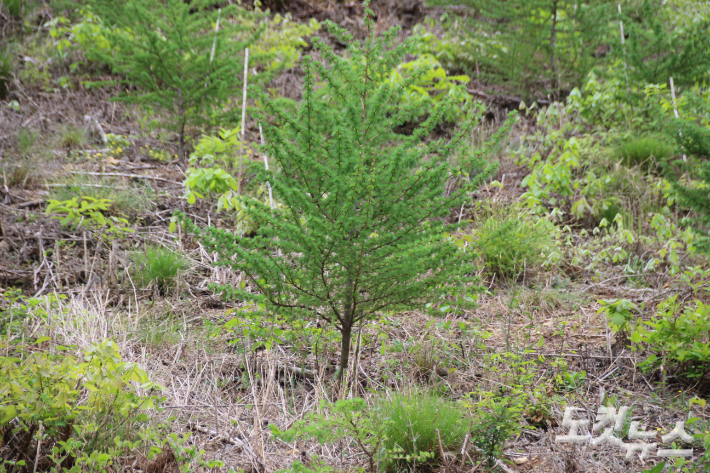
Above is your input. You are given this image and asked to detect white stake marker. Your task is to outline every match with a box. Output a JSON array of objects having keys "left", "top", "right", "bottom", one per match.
[
  {"left": 669, "top": 77, "right": 686, "bottom": 161},
  {"left": 238, "top": 48, "right": 249, "bottom": 193}
]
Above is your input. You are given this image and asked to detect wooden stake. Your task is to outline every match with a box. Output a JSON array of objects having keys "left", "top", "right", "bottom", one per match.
[
  {"left": 209, "top": 9, "right": 222, "bottom": 64},
  {"left": 618, "top": 5, "right": 631, "bottom": 97},
  {"left": 32, "top": 421, "right": 43, "bottom": 473},
  {"left": 83, "top": 232, "right": 89, "bottom": 280},
  {"left": 238, "top": 48, "right": 249, "bottom": 194},
  {"left": 55, "top": 240, "right": 61, "bottom": 287},
  {"left": 34, "top": 226, "right": 44, "bottom": 291},
  {"left": 203, "top": 8, "right": 221, "bottom": 93},
  {"left": 259, "top": 122, "right": 274, "bottom": 210},
  {"left": 109, "top": 240, "right": 118, "bottom": 287},
  {"left": 177, "top": 223, "right": 183, "bottom": 251},
  {"left": 669, "top": 77, "right": 686, "bottom": 161}
]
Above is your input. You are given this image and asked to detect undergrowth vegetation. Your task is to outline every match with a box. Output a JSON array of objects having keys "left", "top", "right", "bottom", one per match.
[
  {"left": 0, "top": 340, "right": 161, "bottom": 472},
  {"left": 130, "top": 247, "right": 189, "bottom": 295},
  {"left": 472, "top": 206, "right": 558, "bottom": 280},
  {"left": 378, "top": 391, "right": 470, "bottom": 470}
]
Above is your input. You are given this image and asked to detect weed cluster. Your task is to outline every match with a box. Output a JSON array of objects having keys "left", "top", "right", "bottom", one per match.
[
  {"left": 615, "top": 136, "right": 676, "bottom": 172},
  {"left": 1, "top": 160, "right": 39, "bottom": 188},
  {"left": 0, "top": 48, "right": 12, "bottom": 99},
  {"left": 275, "top": 392, "right": 499, "bottom": 473},
  {"left": 50, "top": 176, "right": 154, "bottom": 218},
  {"left": 378, "top": 391, "right": 469, "bottom": 470},
  {"left": 0, "top": 340, "right": 162, "bottom": 472},
  {"left": 57, "top": 124, "right": 88, "bottom": 149},
  {"left": 2, "top": 0, "right": 24, "bottom": 18},
  {"left": 633, "top": 296, "right": 710, "bottom": 381},
  {"left": 475, "top": 209, "right": 558, "bottom": 280},
  {"left": 130, "top": 247, "right": 189, "bottom": 295}
]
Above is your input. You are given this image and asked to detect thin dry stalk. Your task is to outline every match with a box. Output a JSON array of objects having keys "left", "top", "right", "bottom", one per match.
[{"left": 245, "top": 349, "right": 266, "bottom": 467}]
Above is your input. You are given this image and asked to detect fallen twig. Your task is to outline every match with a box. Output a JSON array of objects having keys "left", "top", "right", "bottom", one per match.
[
  {"left": 68, "top": 171, "right": 182, "bottom": 186},
  {"left": 187, "top": 422, "right": 244, "bottom": 451},
  {"left": 187, "top": 422, "right": 266, "bottom": 471},
  {"left": 472, "top": 446, "right": 516, "bottom": 473}
]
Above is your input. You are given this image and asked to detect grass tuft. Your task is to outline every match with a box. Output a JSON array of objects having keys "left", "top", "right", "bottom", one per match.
[
  {"left": 58, "top": 124, "right": 88, "bottom": 149},
  {"left": 475, "top": 208, "right": 558, "bottom": 280},
  {"left": 16, "top": 128, "right": 35, "bottom": 157},
  {"left": 130, "top": 247, "right": 189, "bottom": 295},
  {"left": 615, "top": 135, "right": 676, "bottom": 171},
  {"left": 378, "top": 391, "right": 469, "bottom": 471},
  {"left": 133, "top": 309, "right": 183, "bottom": 347},
  {"left": 3, "top": 0, "right": 24, "bottom": 17},
  {"left": 1, "top": 160, "right": 39, "bottom": 188}
]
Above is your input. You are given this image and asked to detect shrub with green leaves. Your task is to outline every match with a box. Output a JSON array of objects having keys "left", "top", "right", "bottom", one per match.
[
  {"left": 130, "top": 247, "right": 189, "bottom": 295},
  {"left": 469, "top": 399, "right": 521, "bottom": 468},
  {"left": 473, "top": 210, "right": 558, "bottom": 280},
  {"left": 184, "top": 12, "right": 504, "bottom": 380},
  {"left": 631, "top": 296, "right": 710, "bottom": 380},
  {"left": 411, "top": 15, "right": 501, "bottom": 75},
  {"left": 599, "top": 298, "right": 638, "bottom": 333},
  {"left": 0, "top": 292, "right": 69, "bottom": 343},
  {"left": 46, "top": 196, "right": 133, "bottom": 238},
  {"left": 184, "top": 128, "right": 247, "bottom": 210},
  {"left": 666, "top": 117, "right": 710, "bottom": 249},
  {"left": 387, "top": 54, "right": 473, "bottom": 121},
  {"left": 184, "top": 128, "right": 276, "bottom": 235},
  {"left": 520, "top": 133, "right": 584, "bottom": 215},
  {"left": 0, "top": 340, "right": 163, "bottom": 472},
  {"left": 51, "top": 175, "right": 154, "bottom": 219},
  {"left": 378, "top": 391, "right": 469, "bottom": 471},
  {"left": 0, "top": 288, "right": 30, "bottom": 338},
  {"left": 254, "top": 14, "right": 320, "bottom": 70}
]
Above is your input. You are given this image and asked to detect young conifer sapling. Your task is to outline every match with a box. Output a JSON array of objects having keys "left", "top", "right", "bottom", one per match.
[
  {"left": 186, "top": 11, "right": 508, "bottom": 381},
  {"left": 88, "top": 0, "right": 265, "bottom": 160}
]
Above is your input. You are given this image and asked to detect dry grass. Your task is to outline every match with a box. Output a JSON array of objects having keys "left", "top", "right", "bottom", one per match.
[
  {"left": 1, "top": 159, "right": 40, "bottom": 188},
  {"left": 14, "top": 279, "right": 705, "bottom": 472}
]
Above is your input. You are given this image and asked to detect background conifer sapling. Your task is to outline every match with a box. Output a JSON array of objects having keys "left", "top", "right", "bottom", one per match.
[
  {"left": 88, "top": 0, "right": 265, "bottom": 160},
  {"left": 188, "top": 11, "right": 508, "bottom": 381}
]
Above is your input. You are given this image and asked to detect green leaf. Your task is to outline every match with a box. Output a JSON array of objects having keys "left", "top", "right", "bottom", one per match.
[{"left": 0, "top": 406, "right": 18, "bottom": 424}]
